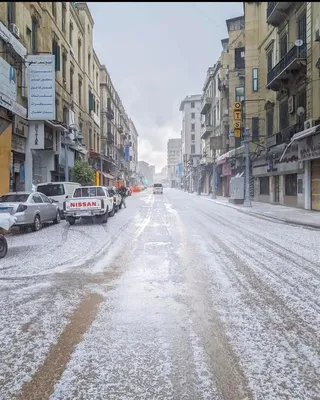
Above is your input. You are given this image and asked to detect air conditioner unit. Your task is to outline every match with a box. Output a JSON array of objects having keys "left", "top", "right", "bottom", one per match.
[
  {"left": 315, "top": 29, "right": 320, "bottom": 42},
  {"left": 10, "top": 23, "right": 20, "bottom": 38},
  {"left": 288, "top": 96, "right": 294, "bottom": 114},
  {"left": 304, "top": 118, "right": 317, "bottom": 130}
]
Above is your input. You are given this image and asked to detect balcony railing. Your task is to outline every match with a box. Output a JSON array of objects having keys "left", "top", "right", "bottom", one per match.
[
  {"left": 106, "top": 108, "right": 114, "bottom": 120},
  {"left": 267, "top": 44, "right": 306, "bottom": 90},
  {"left": 201, "top": 123, "right": 213, "bottom": 140},
  {"left": 200, "top": 97, "right": 212, "bottom": 115},
  {"left": 268, "top": 123, "right": 304, "bottom": 147},
  {"left": 107, "top": 132, "right": 114, "bottom": 144}
]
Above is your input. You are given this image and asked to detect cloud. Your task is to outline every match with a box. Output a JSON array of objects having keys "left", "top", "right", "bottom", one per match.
[{"left": 89, "top": 2, "right": 243, "bottom": 169}]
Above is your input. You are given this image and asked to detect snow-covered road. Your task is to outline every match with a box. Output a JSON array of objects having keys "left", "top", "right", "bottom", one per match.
[{"left": 1, "top": 189, "right": 320, "bottom": 400}]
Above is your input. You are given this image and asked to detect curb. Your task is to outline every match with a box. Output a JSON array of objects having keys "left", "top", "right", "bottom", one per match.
[{"left": 184, "top": 191, "right": 320, "bottom": 230}]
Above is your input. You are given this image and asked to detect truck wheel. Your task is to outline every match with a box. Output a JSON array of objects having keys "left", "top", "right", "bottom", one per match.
[
  {"left": 101, "top": 208, "right": 109, "bottom": 224},
  {"left": 66, "top": 217, "right": 75, "bottom": 226},
  {"left": 109, "top": 208, "right": 115, "bottom": 217}
]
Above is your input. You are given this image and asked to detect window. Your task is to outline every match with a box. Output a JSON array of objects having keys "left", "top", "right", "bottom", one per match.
[
  {"left": 235, "top": 87, "right": 244, "bottom": 102},
  {"left": 267, "top": 50, "right": 273, "bottom": 72},
  {"left": 32, "top": 194, "right": 43, "bottom": 204},
  {"left": 96, "top": 72, "right": 99, "bottom": 90},
  {"left": 266, "top": 108, "right": 274, "bottom": 137},
  {"left": 191, "top": 112, "right": 195, "bottom": 119},
  {"left": 259, "top": 177, "right": 270, "bottom": 195},
  {"left": 279, "top": 101, "right": 288, "bottom": 130},
  {"left": 89, "top": 129, "right": 93, "bottom": 150},
  {"left": 62, "top": 3, "right": 66, "bottom": 33},
  {"left": 252, "top": 117, "right": 259, "bottom": 142},
  {"left": 107, "top": 97, "right": 111, "bottom": 110},
  {"left": 252, "top": 68, "right": 258, "bottom": 92},
  {"left": 62, "top": 52, "right": 67, "bottom": 81},
  {"left": 69, "top": 22, "right": 73, "bottom": 45},
  {"left": 191, "top": 134, "right": 195, "bottom": 141},
  {"left": 97, "top": 103, "right": 99, "bottom": 115},
  {"left": 52, "top": 3, "right": 56, "bottom": 18},
  {"left": 78, "top": 39, "right": 82, "bottom": 66},
  {"left": 235, "top": 47, "right": 245, "bottom": 69},
  {"left": 191, "top": 102, "right": 195, "bottom": 108},
  {"left": 191, "top": 145, "right": 196, "bottom": 154},
  {"left": 7, "top": 2, "right": 16, "bottom": 25},
  {"left": 39, "top": 193, "right": 51, "bottom": 203},
  {"left": 37, "top": 184, "right": 65, "bottom": 196},
  {"left": 297, "top": 11, "right": 306, "bottom": 48},
  {"left": 296, "top": 91, "right": 306, "bottom": 122},
  {"left": 285, "top": 174, "right": 297, "bottom": 196},
  {"left": 70, "top": 67, "right": 74, "bottom": 93},
  {"left": 31, "top": 17, "right": 38, "bottom": 53},
  {"left": 52, "top": 38, "right": 61, "bottom": 71},
  {"left": 78, "top": 76, "right": 82, "bottom": 105},
  {"left": 89, "top": 90, "right": 95, "bottom": 112},
  {"left": 88, "top": 54, "right": 91, "bottom": 77},
  {"left": 279, "top": 33, "right": 288, "bottom": 59},
  {"left": 63, "top": 106, "right": 68, "bottom": 125},
  {"left": 191, "top": 123, "right": 195, "bottom": 131}
]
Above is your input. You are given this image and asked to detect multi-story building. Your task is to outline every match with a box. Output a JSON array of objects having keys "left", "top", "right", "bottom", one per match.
[
  {"left": 0, "top": 2, "right": 28, "bottom": 194},
  {"left": 179, "top": 94, "right": 202, "bottom": 191},
  {"left": 129, "top": 118, "right": 139, "bottom": 184},
  {"left": 216, "top": 15, "right": 250, "bottom": 198},
  {"left": 200, "top": 63, "right": 222, "bottom": 194},
  {"left": 244, "top": 2, "right": 320, "bottom": 210},
  {"left": 167, "top": 138, "right": 181, "bottom": 188}
]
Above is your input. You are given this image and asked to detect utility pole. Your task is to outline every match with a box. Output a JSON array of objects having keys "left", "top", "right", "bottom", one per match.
[{"left": 243, "top": 127, "right": 252, "bottom": 207}]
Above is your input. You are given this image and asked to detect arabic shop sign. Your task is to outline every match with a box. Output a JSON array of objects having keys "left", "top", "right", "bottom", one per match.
[
  {"left": 27, "top": 54, "right": 56, "bottom": 120},
  {"left": 298, "top": 133, "right": 320, "bottom": 161}
]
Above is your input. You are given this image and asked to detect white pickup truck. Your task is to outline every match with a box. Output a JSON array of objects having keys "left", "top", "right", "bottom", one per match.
[{"left": 63, "top": 186, "right": 115, "bottom": 226}]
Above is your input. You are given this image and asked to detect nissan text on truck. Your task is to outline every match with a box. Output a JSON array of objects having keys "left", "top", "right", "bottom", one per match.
[{"left": 63, "top": 186, "right": 115, "bottom": 226}]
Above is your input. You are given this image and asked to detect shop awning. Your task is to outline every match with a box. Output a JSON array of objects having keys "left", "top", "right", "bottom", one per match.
[
  {"left": 102, "top": 172, "right": 114, "bottom": 179},
  {"left": 279, "top": 124, "right": 320, "bottom": 162},
  {"left": 217, "top": 149, "right": 235, "bottom": 164}
]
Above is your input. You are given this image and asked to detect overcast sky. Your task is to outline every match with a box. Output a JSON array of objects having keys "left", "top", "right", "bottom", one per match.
[{"left": 89, "top": 2, "right": 243, "bottom": 172}]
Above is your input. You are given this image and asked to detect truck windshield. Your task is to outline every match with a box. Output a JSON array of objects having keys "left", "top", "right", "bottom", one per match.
[{"left": 37, "top": 184, "right": 65, "bottom": 196}]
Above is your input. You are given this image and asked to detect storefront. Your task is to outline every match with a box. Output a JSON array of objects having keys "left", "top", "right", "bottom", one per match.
[
  {"left": 298, "top": 132, "right": 320, "bottom": 211},
  {"left": 221, "top": 162, "right": 232, "bottom": 197},
  {"left": 10, "top": 116, "right": 28, "bottom": 191}
]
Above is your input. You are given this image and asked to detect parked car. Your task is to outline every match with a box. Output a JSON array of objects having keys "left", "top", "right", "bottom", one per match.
[
  {"left": 36, "top": 182, "right": 80, "bottom": 218},
  {"left": 63, "top": 186, "right": 115, "bottom": 226},
  {"left": 104, "top": 186, "right": 122, "bottom": 212},
  {"left": 0, "top": 192, "right": 60, "bottom": 232},
  {"left": 153, "top": 183, "right": 163, "bottom": 194}
]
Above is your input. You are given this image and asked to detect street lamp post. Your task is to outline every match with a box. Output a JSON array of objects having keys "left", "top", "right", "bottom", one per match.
[
  {"left": 211, "top": 150, "right": 217, "bottom": 199},
  {"left": 243, "top": 127, "right": 252, "bottom": 207}
]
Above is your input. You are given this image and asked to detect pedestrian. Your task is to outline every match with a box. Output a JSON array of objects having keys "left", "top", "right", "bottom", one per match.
[{"left": 119, "top": 185, "right": 127, "bottom": 208}]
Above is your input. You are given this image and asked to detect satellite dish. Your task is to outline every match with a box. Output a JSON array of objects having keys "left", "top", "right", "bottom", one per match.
[
  {"left": 295, "top": 39, "right": 303, "bottom": 47},
  {"left": 297, "top": 106, "right": 305, "bottom": 116}
]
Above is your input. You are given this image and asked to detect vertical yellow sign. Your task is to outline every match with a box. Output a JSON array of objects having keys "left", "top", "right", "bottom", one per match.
[{"left": 95, "top": 171, "right": 100, "bottom": 186}]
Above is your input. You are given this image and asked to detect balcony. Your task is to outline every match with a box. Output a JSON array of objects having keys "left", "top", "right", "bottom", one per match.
[
  {"left": 107, "top": 132, "right": 114, "bottom": 144},
  {"left": 200, "top": 97, "right": 212, "bottom": 115},
  {"left": 267, "top": 44, "right": 306, "bottom": 91},
  {"left": 266, "top": 2, "right": 293, "bottom": 27},
  {"left": 267, "top": 123, "right": 304, "bottom": 148},
  {"left": 117, "top": 125, "right": 124, "bottom": 134},
  {"left": 201, "top": 123, "right": 213, "bottom": 140},
  {"left": 106, "top": 108, "right": 114, "bottom": 121}
]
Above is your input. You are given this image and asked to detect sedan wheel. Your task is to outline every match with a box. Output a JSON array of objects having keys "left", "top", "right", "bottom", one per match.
[
  {"left": 0, "top": 236, "right": 8, "bottom": 258},
  {"left": 53, "top": 211, "right": 61, "bottom": 224},
  {"left": 32, "top": 215, "right": 41, "bottom": 232}
]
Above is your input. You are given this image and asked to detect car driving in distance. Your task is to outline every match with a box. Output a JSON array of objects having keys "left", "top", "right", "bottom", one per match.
[{"left": 153, "top": 183, "right": 163, "bottom": 194}]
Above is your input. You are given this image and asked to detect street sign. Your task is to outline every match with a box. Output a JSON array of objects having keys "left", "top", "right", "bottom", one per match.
[
  {"left": 233, "top": 121, "right": 241, "bottom": 129},
  {"left": 234, "top": 128, "right": 241, "bottom": 138},
  {"left": 234, "top": 101, "right": 241, "bottom": 110},
  {"left": 233, "top": 110, "right": 242, "bottom": 120}
]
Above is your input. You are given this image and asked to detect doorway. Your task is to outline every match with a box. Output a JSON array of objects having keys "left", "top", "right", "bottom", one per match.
[{"left": 274, "top": 175, "right": 279, "bottom": 203}]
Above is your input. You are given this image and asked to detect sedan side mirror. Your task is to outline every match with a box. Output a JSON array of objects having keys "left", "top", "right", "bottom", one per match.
[{"left": 65, "top": 195, "right": 69, "bottom": 199}]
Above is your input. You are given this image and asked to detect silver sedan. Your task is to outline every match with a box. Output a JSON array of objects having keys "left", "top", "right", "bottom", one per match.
[{"left": 0, "top": 191, "right": 60, "bottom": 232}]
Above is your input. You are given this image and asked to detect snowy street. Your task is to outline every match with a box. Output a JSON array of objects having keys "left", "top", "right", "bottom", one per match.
[{"left": 1, "top": 189, "right": 320, "bottom": 400}]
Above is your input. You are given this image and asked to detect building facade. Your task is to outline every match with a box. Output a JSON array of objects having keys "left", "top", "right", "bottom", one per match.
[
  {"left": 179, "top": 94, "right": 202, "bottom": 192},
  {"left": 138, "top": 160, "right": 153, "bottom": 185},
  {"left": 167, "top": 138, "right": 181, "bottom": 188},
  {"left": 129, "top": 118, "right": 139, "bottom": 184}
]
